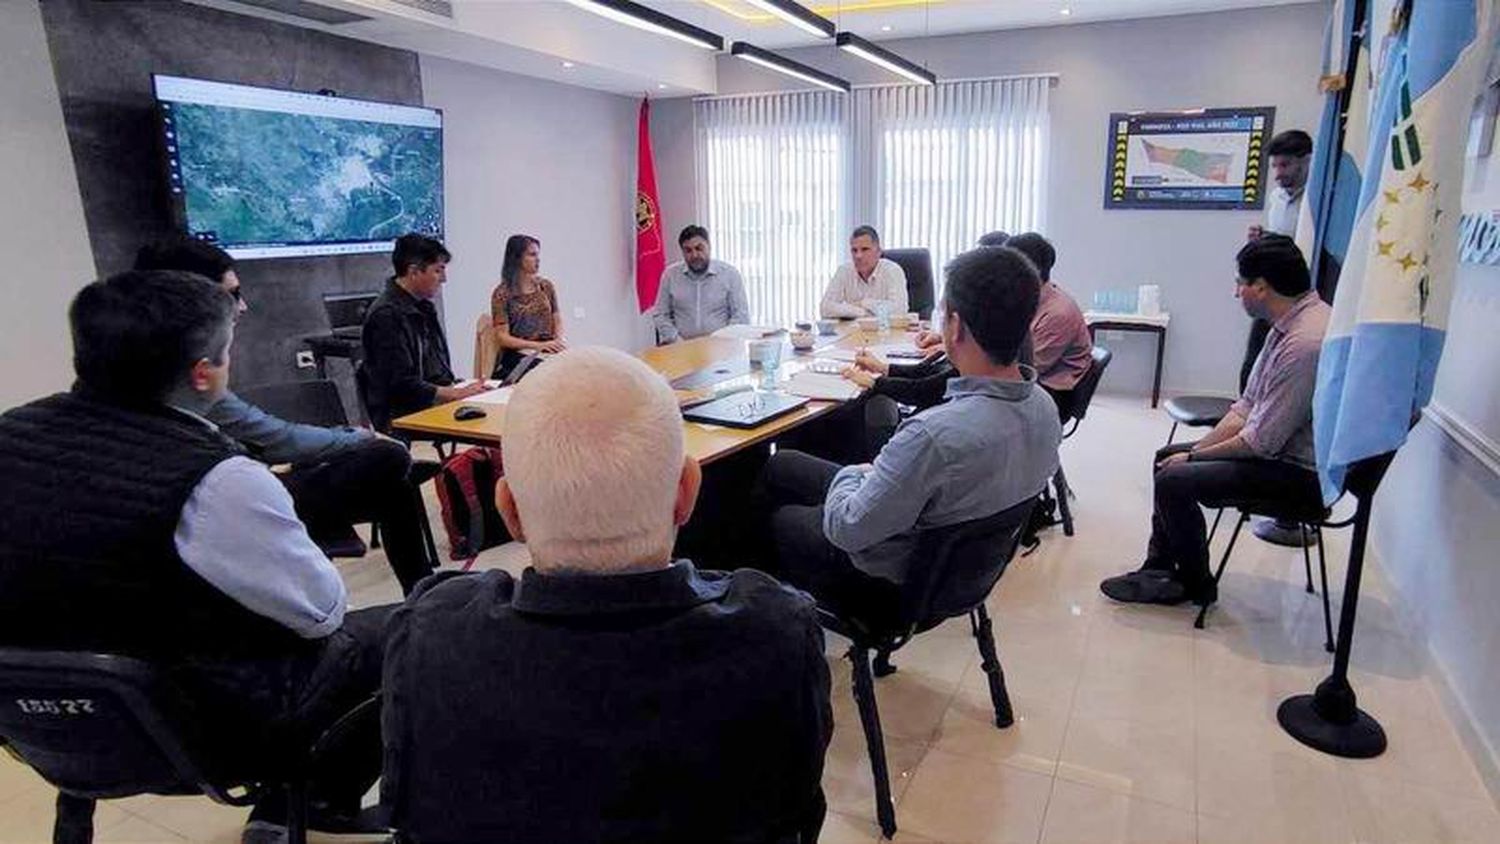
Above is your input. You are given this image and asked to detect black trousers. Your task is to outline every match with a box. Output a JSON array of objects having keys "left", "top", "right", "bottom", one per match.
[
  {"left": 758, "top": 450, "right": 902, "bottom": 629},
  {"left": 775, "top": 394, "right": 902, "bottom": 465},
  {"left": 1144, "top": 442, "right": 1323, "bottom": 587},
  {"left": 280, "top": 439, "right": 433, "bottom": 594},
  {"left": 181, "top": 605, "right": 394, "bottom": 822}
]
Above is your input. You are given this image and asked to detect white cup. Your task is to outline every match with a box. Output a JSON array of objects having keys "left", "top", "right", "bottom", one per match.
[{"left": 1138, "top": 284, "right": 1161, "bottom": 316}]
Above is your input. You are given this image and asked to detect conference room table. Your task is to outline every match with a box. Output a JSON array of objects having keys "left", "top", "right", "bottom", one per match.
[{"left": 392, "top": 323, "right": 920, "bottom": 465}]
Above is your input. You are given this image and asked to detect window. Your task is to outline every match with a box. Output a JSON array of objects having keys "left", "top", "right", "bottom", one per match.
[{"left": 696, "top": 76, "right": 1049, "bottom": 325}]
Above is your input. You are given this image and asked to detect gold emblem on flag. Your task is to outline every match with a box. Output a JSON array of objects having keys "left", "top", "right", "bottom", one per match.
[{"left": 636, "top": 191, "right": 657, "bottom": 234}]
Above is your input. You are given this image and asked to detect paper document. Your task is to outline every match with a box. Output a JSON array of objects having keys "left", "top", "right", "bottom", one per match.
[
  {"left": 711, "top": 325, "right": 783, "bottom": 340},
  {"left": 467, "top": 387, "right": 514, "bottom": 405},
  {"left": 785, "top": 371, "right": 861, "bottom": 401},
  {"left": 819, "top": 343, "right": 924, "bottom": 363}
]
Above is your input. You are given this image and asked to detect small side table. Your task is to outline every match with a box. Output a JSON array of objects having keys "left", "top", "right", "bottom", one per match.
[{"left": 1084, "top": 311, "right": 1170, "bottom": 408}]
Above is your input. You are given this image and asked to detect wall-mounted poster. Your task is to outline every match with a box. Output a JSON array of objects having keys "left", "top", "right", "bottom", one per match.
[{"left": 1105, "top": 107, "right": 1276, "bottom": 210}]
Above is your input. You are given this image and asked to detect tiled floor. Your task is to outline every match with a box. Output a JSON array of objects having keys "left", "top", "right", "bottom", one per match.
[{"left": 2, "top": 394, "right": 1495, "bottom": 843}]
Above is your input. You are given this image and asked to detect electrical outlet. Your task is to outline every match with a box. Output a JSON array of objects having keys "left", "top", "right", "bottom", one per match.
[
  {"left": 573, "top": 306, "right": 586, "bottom": 320},
  {"left": 295, "top": 350, "right": 315, "bottom": 369}
]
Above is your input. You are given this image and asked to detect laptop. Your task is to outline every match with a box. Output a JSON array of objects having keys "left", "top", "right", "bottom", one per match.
[
  {"left": 323, "top": 291, "right": 380, "bottom": 338},
  {"left": 682, "top": 391, "right": 809, "bottom": 430}
]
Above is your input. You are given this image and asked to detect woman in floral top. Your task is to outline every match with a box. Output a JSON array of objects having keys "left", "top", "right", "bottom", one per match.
[{"left": 490, "top": 234, "right": 566, "bottom": 380}]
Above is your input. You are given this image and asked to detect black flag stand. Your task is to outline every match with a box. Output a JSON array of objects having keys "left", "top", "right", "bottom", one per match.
[{"left": 1277, "top": 449, "right": 1398, "bottom": 758}]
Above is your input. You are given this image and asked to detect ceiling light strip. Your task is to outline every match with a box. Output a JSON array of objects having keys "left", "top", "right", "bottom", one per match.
[
  {"left": 834, "top": 31, "right": 936, "bottom": 85},
  {"left": 729, "top": 42, "right": 851, "bottom": 93},
  {"left": 565, "top": 0, "right": 725, "bottom": 51},
  {"left": 740, "top": 0, "right": 835, "bottom": 38}
]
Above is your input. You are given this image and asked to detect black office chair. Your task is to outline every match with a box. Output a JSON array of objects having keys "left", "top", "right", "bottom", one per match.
[
  {"left": 1048, "top": 346, "right": 1112, "bottom": 537},
  {"left": 240, "top": 378, "right": 441, "bottom": 568},
  {"left": 0, "top": 649, "right": 378, "bottom": 844},
  {"left": 1193, "top": 492, "right": 1338, "bottom": 652},
  {"left": 883, "top": 248, "right": 935, "bottom": 320},
  {"left": 817, "top": 496, "right": 1038, "bottom": 839},
  {"left": 1162, "top": 395, "right": 1235, "bottom": 444}
]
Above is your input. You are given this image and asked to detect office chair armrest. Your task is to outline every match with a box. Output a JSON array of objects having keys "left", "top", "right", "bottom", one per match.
[{"left": 308, "top": 693, "right": 381, "bottom": 765}]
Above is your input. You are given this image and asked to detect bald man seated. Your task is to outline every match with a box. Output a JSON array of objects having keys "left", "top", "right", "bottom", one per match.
[{"left": 380, "top": 347, "right": 833, "bottom": 844}]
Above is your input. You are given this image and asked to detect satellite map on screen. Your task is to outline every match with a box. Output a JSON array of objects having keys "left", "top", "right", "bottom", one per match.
[{"left": 172, "top": 103, "right": 443, "bottom": 247}]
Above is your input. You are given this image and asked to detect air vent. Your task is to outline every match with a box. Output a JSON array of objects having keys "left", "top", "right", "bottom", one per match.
[
  {"left": 387, "top": 0, "right": 454, "bottom": 18},
  {"left": 223, "top": 0, "right": 372, "bottom": 24}
]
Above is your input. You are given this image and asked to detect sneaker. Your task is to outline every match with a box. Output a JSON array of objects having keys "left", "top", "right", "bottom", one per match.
[
  {"left": 1099, "top": 570, "right": 1189, "bottom": 605},
  {"left": 1251, "top": 517, "right": 1316, "bottom": 547}
]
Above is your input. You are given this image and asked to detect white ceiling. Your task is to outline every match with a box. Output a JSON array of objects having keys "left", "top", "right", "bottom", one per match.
[
  {"left": 194, "top": 0, "right": 1317, "bottom": 95},
  {"left": 656, "top": 0, "right": 1316, "bottom": 49}
]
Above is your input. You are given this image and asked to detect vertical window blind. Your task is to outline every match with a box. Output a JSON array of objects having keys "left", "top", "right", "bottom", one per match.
[
  {"left": 696, "top": 92, "right": 849, "bottom": 328},
  {"left": 695, "top": 76, "right": 1050, "bottom": 327}
]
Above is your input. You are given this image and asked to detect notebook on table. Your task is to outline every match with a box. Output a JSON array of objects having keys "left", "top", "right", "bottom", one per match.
[{"left": 682, "top": 391, "right": 809, "bottom": 430}]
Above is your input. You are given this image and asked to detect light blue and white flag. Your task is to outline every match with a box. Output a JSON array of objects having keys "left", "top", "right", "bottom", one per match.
[
  {"left": 1297, "top": 0, "right": 1373, "bottom": 284},
  {"left": 1315, "top": 0, "right": 1497, "bottom": 502}
]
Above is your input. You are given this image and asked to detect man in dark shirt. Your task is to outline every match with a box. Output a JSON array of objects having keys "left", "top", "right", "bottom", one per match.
[
  {"left": 361, "top": 234, "right": 484, "bottom": 432},
  {"left": 135, "top": 236, "right": 433, "bottom": 593},
  {"left": 382, "top": 346, "right": 832, "bottom": 844}
]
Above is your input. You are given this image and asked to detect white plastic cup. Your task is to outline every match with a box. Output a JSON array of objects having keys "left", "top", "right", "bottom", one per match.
[{"left": 1138, "top": 284, "right": 1161, "bottom": 316}]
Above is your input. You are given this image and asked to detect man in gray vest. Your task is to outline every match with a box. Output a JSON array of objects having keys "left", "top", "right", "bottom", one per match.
[{"left": 0, "top": 271, "right": 390, "bottom": 843}]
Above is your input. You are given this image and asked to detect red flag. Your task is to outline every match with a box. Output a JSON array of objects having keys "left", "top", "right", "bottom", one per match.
[{"left": 634, "top": 98, "right": 666, "bottom": 313}]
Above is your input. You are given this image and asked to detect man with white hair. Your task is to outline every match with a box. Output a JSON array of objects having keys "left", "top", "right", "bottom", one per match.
[{"left": 380, "top": 347, "right": 833, "bottom": 843}]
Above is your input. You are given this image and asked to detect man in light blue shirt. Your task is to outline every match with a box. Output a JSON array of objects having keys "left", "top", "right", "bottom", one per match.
[
  {"left": 759, "top": 246, "right": 1061, "bottom": 622},
  {"left": 137, "top": 236, "right": 434, "bottom": 592},
  {"left": 651, "top": 225, "right": 751, "bottom": 344}
]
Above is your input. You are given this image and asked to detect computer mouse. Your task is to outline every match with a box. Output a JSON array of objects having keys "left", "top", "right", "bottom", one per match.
[{"left": 453, "top": 405, "right": 487, "bottom": 421}]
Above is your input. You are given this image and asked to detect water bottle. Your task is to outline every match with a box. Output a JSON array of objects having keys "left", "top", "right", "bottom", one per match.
[{"left": 873, "top": 299, "right": 892, "bottom": 333}]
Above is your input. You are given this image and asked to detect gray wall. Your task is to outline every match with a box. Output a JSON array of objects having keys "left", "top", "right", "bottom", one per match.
[
  {"left": 653, "top": 3, "right": 1326, "bottom": 398},
  {"left": 0, "top": 0, "right": 95, "bottom": 410},
  {"left": 38, "top": 0, "right": 423, "bottom": 402},
  {"left": 1370, "top": 148, "right": 1500, "bottom": 796},
  {"left": 419, "top": 56, "right": 648, "bottom": 377}
]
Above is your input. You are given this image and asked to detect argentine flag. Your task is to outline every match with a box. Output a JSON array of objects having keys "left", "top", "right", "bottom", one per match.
[
  {"left": 1314, "top": 0, "right": 1497, "bottom": 502},
  {"left": 1295, "top": 0, "right": 1373, "bottom": 286}
]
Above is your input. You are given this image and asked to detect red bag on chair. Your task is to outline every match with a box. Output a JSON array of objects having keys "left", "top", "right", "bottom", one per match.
[{"left": 433, "top": 446, "right": 511, "bottom": 565}]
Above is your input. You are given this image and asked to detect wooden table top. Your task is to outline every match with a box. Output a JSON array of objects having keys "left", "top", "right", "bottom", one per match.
[{"left": 392, "top": 324, "right": 918, "bottom": 465}]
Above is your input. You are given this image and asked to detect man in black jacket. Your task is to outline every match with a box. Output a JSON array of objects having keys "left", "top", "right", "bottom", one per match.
[
  {"left": 382, "top": 347, "right": 832, "bottom": 843},
  {"left": 361, "top": 234, "right": 484, "bottom": 432},
  {"left": 0, "top": 272, "right": 390, "bottom": 843}
]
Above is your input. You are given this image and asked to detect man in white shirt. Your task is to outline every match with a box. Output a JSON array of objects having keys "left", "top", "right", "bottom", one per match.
[
  {"left": 820, "top": 225, "right": 909, "bottom": 319},
  {"left": 1248, "top": 130, "right": 1312, "bottom": 240}
]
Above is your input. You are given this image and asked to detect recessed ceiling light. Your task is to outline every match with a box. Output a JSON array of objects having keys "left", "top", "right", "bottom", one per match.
[
  {"left": 880, "top": 25, "right": 892, "bottom": 32},
  {"left": 657, "top": 83, "right": 668, "bottom": 89},
  {"left": 562, "top": 61, "right": 576, "bottom": 68},
  {"left": 1060, "top": 7, "right": 1072, "bottom": 15}
]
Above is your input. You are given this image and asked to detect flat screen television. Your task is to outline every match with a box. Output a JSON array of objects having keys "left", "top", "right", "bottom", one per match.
[{"left": 152, "top": 75, "right": 443, "bottom": 260}]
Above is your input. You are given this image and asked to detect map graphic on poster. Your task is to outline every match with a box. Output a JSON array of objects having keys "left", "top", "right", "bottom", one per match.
[{"left": 1104, "top": 107, "right": 1274, "bottom": 210}]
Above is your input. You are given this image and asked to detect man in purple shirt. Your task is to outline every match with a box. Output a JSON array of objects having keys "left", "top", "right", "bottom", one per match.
[
  {"left": 1006, "top": 233, "right": 1093, "bottom": 419},
  {"left": 1100, "top": 235, "right": 1329, "bottom": 606}
]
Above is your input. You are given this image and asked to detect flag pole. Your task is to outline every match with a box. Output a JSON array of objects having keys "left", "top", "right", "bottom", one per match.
[{"left": 1277, "top": 449, "right": 1397, "bottom": 758}]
